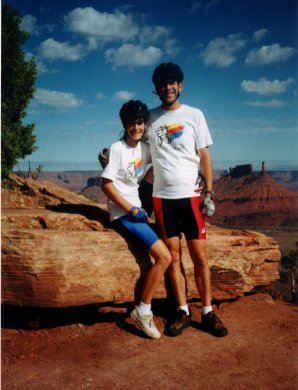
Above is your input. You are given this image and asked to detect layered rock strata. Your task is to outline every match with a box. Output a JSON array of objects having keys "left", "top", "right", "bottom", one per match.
[{"left": 1, "top": 175, "right": 281, "bottom": 307}]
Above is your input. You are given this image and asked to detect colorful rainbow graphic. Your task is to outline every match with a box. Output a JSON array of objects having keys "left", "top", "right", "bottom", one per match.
[
  {"left": 166, "top": 123, "right": 184, "bottom": 141},
  {"left": 134, "top": 157, "right": 143, "bottom": 175}
]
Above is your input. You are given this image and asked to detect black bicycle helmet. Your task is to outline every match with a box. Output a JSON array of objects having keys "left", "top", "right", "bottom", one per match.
[
  {"left": 119, "top": 100, "right": 149, "bottom": 128},
  {"left": 152, "top": 62, "right": 184, "bottom": 87}
]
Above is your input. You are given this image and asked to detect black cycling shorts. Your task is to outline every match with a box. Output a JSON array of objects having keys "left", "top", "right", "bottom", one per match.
[{"left": 153, "top": 197, "right": 206, "bottom": 241}]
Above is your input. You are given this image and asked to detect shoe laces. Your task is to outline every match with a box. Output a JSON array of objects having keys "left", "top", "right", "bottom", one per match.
[
  {"left": 176, "top": 310, "right": 187, "bottom": 323},
  {"left": 206, "top": 312, "right": 224, "bottom": 327}
]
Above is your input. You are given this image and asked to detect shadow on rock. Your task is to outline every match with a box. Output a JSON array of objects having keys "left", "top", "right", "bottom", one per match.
[{"left": 46, "top": 203, "right": 110, "bottom": 227}]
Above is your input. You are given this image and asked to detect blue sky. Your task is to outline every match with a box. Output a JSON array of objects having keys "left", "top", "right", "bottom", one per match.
[{"left": 7, "top": 0, "right": 298, "bottom": 171}]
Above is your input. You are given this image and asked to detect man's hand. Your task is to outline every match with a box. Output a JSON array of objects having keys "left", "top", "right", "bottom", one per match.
[
  {"left": 129, "top": 207, "right": 149, "bottom": 223},
  {"left": 200, "top": 195, "right": 215, "bottom": 216},
  {"left": 195, "top": 173, "right": 205, "bottom": 195},
  {"left": 98, "top": 147, "right": 110, "bottom": 169}
]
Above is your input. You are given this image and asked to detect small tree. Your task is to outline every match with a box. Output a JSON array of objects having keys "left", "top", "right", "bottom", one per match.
[
  {"left": 1, "top": 3, "right": 38, "bottom": 178},
  {"left": 280, "top": 242, "right": 298, "bottom": 302}
]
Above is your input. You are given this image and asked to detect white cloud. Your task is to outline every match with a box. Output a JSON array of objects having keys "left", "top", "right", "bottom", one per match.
[
  {"left": 241, "top": 77, "right": 295, "bottom": 95},
  {"left": 188, "top": 0, "right": 218, "bottom": 14},
  {"left": 201, "top": 33, "right": 247, "bottom": 67},
  {"left": 245, "top": 43, "right": 295, "bottom": 65},
  {"left": 21, "top": 14, "right": 54, "bottom": 36},
  {"left": 86, "top": 37, "right": 99, "bottom": 51},
  {"left": 39, "top": 38, "right": 86, "bottom": 61},
  {"left": 164, "top": 38, "right": 180, "bottom": 56},
  {"left": 25, "top": 52, "right": 57, "bottom": 75},
  {"left": 139, "top": 25, "right": 169, "bottom": 44},
  {"left": 252, "top": 28, "right": 269, "bottom": 42},
  {"left": 229, "top": 126, "right": 298, "bottom": 135},
  {"left": 105, "top": 44, "right": 162, "bottom": 68},
  {"left": 95, "top": 92, "right": 104, "bottom": 101},
  {"left": 20, "top": 15, "right": 39, "bottom": 35},
  {"left": 246, "top": 99, "right": 285, "bottom": 108},
  {"left": 34, "top": 88, "right": 83, "bottom": 109},
  {"left": 188, "top": 2, "right": 202, "bottom": 14},
  {"left": 113, "top": 91, "right": 135, "bottom": 101},
  {"left": 64, "top": 7, "right": 138, "bottom": 42},
  {"left": 204, "top": 0, "right": 219, "bottom": 13}
]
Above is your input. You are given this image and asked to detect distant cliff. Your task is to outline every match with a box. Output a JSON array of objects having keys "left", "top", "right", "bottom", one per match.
[
  {"left": 15, "top": 168, "right": 298, "bottom": 196},
  {"left": 212, "top": 164, "right": 298, "bottom": 228},
  {"left": 14, "top": 165, "right": 298, "bottom": 227}
]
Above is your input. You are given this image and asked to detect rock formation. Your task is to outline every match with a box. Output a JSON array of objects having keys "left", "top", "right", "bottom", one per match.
[
  {"left": 212, "top": 164, "right": 298, "bottom": 228},
  {"left": 2, "top": 175, "right": 281, "bottom": 308}
]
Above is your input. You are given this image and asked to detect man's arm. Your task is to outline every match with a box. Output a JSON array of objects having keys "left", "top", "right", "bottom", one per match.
[
  {"left": 198, "top": 146, "right": 215, "bottom": 216},
  {"left": 198, "top": 147, "right": 213, "bottom": 193},
  {"left": 143, "top": 165, "right": 154, "bottom": 184}
]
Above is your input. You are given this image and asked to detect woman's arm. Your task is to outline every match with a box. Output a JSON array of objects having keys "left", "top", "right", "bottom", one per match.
[{"left": 101, "top": 178, "right": 134, "bottom": 213}]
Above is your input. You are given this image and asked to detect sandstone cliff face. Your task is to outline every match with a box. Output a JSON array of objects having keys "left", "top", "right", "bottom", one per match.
[
  {"left": 1, "top": 175, "right": 281, "bottom": 307},
  {"left": 212, "top": 173, "right": 298, "bottom": 227}
]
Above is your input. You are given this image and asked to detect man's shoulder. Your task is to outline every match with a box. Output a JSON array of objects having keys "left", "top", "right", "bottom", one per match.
[{"left": 181, "top": 104, "right": 202, "bottom": 114}]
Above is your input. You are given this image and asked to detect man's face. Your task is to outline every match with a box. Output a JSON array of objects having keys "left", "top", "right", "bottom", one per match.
[{"left": 156, "top": 80, "right": 183, "bottom": 106}]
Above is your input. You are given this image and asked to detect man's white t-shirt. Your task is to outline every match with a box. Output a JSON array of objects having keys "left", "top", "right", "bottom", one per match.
[
  {"left": 147, "top": 104, "right": 213, "bottom": 199},
  {"left": 101, "top": 139, "right": 151, "bottom": 221}
]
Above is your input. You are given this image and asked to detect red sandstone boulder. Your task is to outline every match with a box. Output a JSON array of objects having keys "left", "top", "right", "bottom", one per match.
[{"left": 1, "top": 175, "right": 281, "bottom": 307}]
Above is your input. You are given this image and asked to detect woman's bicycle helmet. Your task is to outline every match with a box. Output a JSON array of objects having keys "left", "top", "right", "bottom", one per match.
[{"left": 119, "top": 100, "right": 149, "bottom": 128}]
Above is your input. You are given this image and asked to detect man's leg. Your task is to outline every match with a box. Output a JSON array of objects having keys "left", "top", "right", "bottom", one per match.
[
  {"left": 164, "top": 236, "right": 192, "bottom": 336},
  {"left": 186, "top": 239, "right": 211, "bottom": 307},
  {"left": 187, "top": 239, "right": 228, "bottom": 337},
  {"left": 152, "top": 197, "right": 192, "bottom": 336},
  {"left": 164, "top": 236, "right": 186, "bottom": 305}
]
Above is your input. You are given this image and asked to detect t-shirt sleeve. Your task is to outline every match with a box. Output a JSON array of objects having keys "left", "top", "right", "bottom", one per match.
[
  {"left": 195, "top": 110, "right": 213, "bottom": 150},
  {"left": 101, "top": 146, "right": 120, "bottom": 181}
]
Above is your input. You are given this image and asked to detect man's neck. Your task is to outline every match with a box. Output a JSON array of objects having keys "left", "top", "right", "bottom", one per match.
[{"left": 161, "top": 100, "right": 181, "bottom": 111}]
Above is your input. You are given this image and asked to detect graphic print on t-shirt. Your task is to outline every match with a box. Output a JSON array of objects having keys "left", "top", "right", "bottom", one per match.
[
  {"left": 125, "top": 157, "right": 143, "bottom": 182},
  {"left": 154, "top": 123, "right": 184, "bottom": 147}
]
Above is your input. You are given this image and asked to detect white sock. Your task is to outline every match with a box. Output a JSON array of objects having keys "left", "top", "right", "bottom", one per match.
[
  {"left": 137, "top": 301, "right": 151, "bottom": 315},
  {"left": 178, "top": 305, "right": 189, "bottom": 315},
  {"left": 202, "top": 306, "right": 213, "bottom": 315}
]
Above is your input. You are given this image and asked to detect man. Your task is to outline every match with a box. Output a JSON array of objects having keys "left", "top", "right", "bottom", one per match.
[
  {"left": 100, "top": 62, "right": 228, "bottom": 337},
  {"left": 147, "top": 62, "right": 227, "bottom": 337}
]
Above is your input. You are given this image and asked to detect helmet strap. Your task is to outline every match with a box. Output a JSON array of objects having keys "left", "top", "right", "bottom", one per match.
[{"left": 160, "top": 91, "right": 180, "bottom": 106}]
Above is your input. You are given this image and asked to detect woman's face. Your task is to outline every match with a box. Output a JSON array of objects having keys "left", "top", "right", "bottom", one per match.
[{"left": 125, "top": 118, "right": 146, "bottom": 142}]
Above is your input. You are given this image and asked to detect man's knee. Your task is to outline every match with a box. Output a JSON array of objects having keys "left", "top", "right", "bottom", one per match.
[{"left": 168, "top": 249, "right": 180, "bottom": 267}]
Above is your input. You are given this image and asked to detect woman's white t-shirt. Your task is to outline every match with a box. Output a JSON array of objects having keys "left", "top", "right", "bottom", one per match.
[{"left": 101, "top": 139, "right": 151, "bottom": 221}]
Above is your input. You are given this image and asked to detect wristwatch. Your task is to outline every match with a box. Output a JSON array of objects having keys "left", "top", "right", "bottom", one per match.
[{"left": 205, "top": 190, "right": 215, "bottom": 199}]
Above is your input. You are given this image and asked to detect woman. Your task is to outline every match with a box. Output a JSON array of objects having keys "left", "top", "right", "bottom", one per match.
[{"left": 101, "top": 100, "right": 172, "bottom": 339}]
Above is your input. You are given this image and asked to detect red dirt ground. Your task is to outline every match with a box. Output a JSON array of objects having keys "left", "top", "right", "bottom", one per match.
[{"left": 1, "top": 293, "right": 297, "bottom": 390}]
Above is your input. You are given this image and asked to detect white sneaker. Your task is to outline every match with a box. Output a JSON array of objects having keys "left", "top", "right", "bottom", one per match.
[{"left": 130, "top": 307, "right": 161, "bottom": 339}]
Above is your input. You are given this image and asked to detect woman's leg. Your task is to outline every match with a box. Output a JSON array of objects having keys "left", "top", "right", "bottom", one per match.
[{"left": 140, "top": 239, "right": 172, "bottom": 303}]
